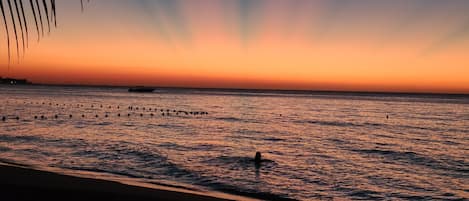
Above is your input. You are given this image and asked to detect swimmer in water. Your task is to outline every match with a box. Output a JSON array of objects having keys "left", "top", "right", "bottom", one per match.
[{"left": 254, "top": 152, "right": 262, "bottom": 168}]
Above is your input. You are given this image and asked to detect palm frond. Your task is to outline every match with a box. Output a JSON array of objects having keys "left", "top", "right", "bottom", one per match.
[
  {"left": 19, "top": 0, "right": 28, "bottom": 47},
  {"left": 35, "top": 0, "right": 44, "bottom": 36},
  {"left": 14, "top": 0, "right": 26, "bottom": 55},
  {"left": 50, "top": 0, "right": 55, "bottom": 27},
  {"left": 0, "top": 0, "right": 12, "bottom": 65},
  {"left": 41, "top": 0, "right": 50, "bottom": 33},
  {"left": 13, "top": 0, "right": 25, "bottom": 55},
  {"left": 29, "top": 0, "right": 40, "bottom": 42},
  {"left": 6, "top": 0, "right": 20, "bottom": 62},
  {"left": 1, "top": 0, "right": 89, "bottom": 65}
]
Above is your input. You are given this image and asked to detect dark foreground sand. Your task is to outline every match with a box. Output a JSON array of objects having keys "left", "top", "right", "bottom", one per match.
[{"left": 0, "top": 164, "right": 240, "bottom": 201}]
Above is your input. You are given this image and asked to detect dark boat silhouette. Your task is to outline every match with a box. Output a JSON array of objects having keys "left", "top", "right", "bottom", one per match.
[{"left": 128, "top": 86, "right": 155, "bottom": 93}]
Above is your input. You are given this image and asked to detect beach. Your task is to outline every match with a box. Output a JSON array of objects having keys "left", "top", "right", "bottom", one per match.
[{"left": 0, "top": 163, "right": 243, "bottom": 201}]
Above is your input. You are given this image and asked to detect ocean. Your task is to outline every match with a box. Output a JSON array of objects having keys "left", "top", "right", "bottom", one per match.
[{"left": 0, "top": 85, "right": 468, "bottom": 200}]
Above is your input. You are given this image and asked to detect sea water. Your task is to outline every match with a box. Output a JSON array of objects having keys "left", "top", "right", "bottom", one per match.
[{"left": 0, "top": 85, "right": 468, "bottom": 200}]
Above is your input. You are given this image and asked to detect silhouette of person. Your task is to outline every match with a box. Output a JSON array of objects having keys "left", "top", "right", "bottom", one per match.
[{"left": 254, "top": 152, "right": 262, "bottom": 168}]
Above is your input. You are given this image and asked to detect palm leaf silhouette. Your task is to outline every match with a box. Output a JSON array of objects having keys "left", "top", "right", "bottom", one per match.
[
  {"left": 41, "top": 0, "right": 50, "bottom": 33},
  {"left": 51, "top": 0, "right": 55, "bottom": 27},
  {"left": 1, "top": 0, "right": 88, "bottom": 65},
  {"left": 0, "top": 0, "right": 11, "bottom": 65},
  {"left": 6, "top": 0, "right": 20, "bottom": 62},
  {"left": 19, "top": 0, "right": 29, "bottom": 47},
  {"left": 29, "top": 0, "right": 40, "bottom": 42},
  {"left": 13, "top": 0, "right": 25, "bottom": 55},
  {"left": 35, "top": 0, "right": 44, "bottom": 36}
]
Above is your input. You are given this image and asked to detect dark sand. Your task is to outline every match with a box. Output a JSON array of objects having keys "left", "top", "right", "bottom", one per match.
[{"left": 0, "top": 164, "right": 241, "bottom": 201}]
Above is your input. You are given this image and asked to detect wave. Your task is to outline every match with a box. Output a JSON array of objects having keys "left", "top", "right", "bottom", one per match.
[
  {"left": 298, "top": 119, "right": 381, "bottom": 128},
  {"left": 297, "top": 119, "right": 469, "bottom": 133},
  {"left": 0, "top": 134, "right": 41, "bottom": 142},
  {"left": 352, "top": 149, "right": 469, "bottom": 174},
  {"left": 208, "top": 181, "right": 298, "bottom": 201},
  {"left": 215, "top": 117, "right": 242, "bottom": 122},
  {"left": 205, "top": 156, "right": 277, "bottom": 171},
  {"left": 0, "top": 146, "right": 11, "bottom": 152},
  {"left": 263, "top": 137, "right": 286, "bottom": 142}
]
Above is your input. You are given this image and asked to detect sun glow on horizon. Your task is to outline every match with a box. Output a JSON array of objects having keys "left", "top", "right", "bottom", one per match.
[{"left": 1, "top": 0, "right": 469, "bottom": 94}]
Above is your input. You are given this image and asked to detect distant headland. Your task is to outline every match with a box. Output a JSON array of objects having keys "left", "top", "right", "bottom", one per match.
[{"left": 0, "top": 77, "right": 33, "bottom": 85}]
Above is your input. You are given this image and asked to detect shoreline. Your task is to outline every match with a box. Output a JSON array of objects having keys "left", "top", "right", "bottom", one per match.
[{"left": 0, "top": 163, "right": 256, "bottom": 201}]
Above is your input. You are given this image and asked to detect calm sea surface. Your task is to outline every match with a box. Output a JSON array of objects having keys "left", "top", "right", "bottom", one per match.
[{"left": 0, "top": 85, "right": 468, "bottom": 200}]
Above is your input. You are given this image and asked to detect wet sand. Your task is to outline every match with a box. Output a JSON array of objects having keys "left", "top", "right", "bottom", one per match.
[{"left": 0, "top": 164, "right": 239, "bottom": 201}]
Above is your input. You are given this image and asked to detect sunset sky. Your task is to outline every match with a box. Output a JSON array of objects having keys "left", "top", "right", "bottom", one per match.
[{"left": 1, "top": 0, "right": 469, "bottom": 93}]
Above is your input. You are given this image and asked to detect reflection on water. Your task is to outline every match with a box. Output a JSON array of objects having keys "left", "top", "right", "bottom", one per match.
[{"left": 0, "top": 85, "right": 468, "bottom": 200}]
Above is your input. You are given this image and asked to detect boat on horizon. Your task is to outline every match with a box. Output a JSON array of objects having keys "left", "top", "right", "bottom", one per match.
[{"left": 128, "top": 86, "right": 155, "bottom": 93}]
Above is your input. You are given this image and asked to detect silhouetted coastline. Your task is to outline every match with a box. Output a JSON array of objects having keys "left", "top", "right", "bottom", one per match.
[{"left": 0, "top": 77, "right": 32, "bottom": 85}]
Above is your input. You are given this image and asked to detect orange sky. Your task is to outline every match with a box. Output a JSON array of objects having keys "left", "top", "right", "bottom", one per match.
[{"left": 1, "top": 0, "right": 469, "bottom": 94}]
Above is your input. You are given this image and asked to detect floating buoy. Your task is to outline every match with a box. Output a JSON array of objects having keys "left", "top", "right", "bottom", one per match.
[
  {"left": 140, "top": 113, "right": 143, "bottom": 117},
  {"left": 55, "top": 115, "right": 58, "bottom": 119},
  {"left": 118, "top": 113, "right": 121, "bottom": 117},
  {"left": 34, "top": 116, "right": 38, "bottom": 119},
  {"left": 16, "top": 116, "right": 19, "bottom": 120},
  {"left": 151, "top": 113, "right": 154, "bottom": 116},
  {"left": 105, "top": 114, "right": 109, "bottom": 118},
  {"left": 2, "top": 116, "right": 6, "bottom": 121},
  {"left": 69, "top": 115, "right": 73, "bottom": 118}
]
